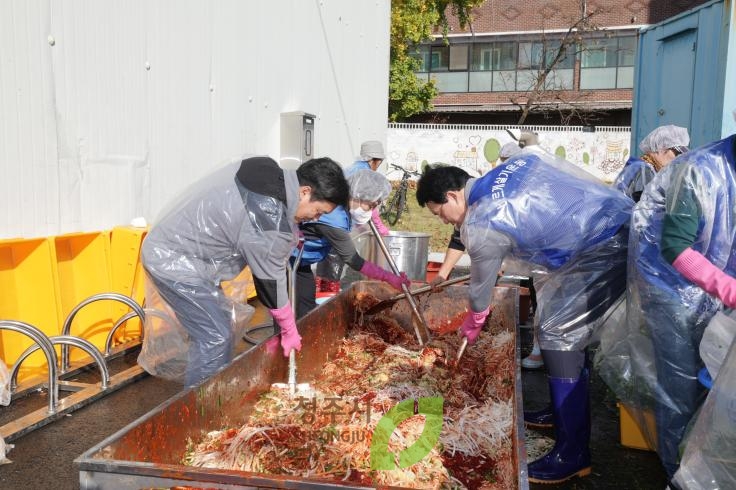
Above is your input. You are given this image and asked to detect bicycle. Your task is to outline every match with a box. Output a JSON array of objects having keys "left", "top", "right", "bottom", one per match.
[{"left": 380, "top": 163, "right": 420, "bottom": 225}]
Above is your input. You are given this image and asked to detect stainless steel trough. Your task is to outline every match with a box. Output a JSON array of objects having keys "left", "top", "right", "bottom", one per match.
[{"left": 76, "top": 282, "right": 528, "bottom": 489}]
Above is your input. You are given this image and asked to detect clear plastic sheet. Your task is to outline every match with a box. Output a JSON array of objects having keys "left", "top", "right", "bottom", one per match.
[
  {"left": 0, "top": 360, "right": 10, "bottom": 406},
  {"left": 0, "top": 436, "right": 12, "bottom": 465},
  {"left": 460, "top": 151, "right": 631, "bottom": 350},
  {"left": 673, "top": 337, "right": 736, "bottom": 490},
  {"left": 699, "top": 309, "right": 736, "bottom": 379},
  {"left": 595, "top": 135, "right": 736, "bottom": 474},
  {"left": 140, "top": 159, "right": 295, "bottom": 385},
  {"left": 612, "top": 157, "right": 655, "bottom": 199}
]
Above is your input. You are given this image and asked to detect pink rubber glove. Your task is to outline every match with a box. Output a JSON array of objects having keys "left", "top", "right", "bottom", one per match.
[
  {"left": 371, "top": 207, "right": 390, "bottom": 236},
  {"left": 269, "top": 303, "right": 302, "bottom": 357},
  {"left": 460, "top": 306, "right": 491, "bottom": 345},
  {"left": 360, "top": 261, "right": 411, "bottom": 291},
  {"left": 673, "top": 248, "right": 736, "bottom": 308}
]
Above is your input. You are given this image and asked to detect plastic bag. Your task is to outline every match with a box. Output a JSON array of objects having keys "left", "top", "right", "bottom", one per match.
[
  {"left": 137, "top": 286, "right": 190, "bottom": 382},
  {"left": 0, "top": 437, "right": 12, "bottom": 465},
  {"left": 674, "top": 337, "right": 736, "bottom": 489},
  {"left": 138, "top": 275, "right": 255, "bottom": 384},
  {"left": 699, "top": 309, "right": 736, "bottom": 379},
  {"left": 0, "top": 360, "right": 10, "bottom": 406}
]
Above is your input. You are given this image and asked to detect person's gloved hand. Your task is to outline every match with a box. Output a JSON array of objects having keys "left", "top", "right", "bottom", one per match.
[
  {"left": 360, "top": 261, "right": 411, "bottom": 291},
  {"left": 429, "top": 274, "right": 448, "bottom": 291},
  {"left": 674, "top": 248, "right": 736, "bottom": 308},
  {"left": 269, "top": 303, "right": 302, "bottom": 357},
  {"left": 459, "top": 306, "right": 491, "bottom": 345},
  {"left": 372, "top": 208, "right": 390, "bottom": 236}
]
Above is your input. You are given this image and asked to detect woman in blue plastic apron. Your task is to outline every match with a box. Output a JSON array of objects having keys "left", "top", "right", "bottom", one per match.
[
  {"left": 612, "top": 125, "right": 689, "bottom": 202},
  {"left": 291, "top": 169, "right": 409, "bottom": 318},
  {"left": 602, "top": 131, "right": 736, "bottom": 478}
]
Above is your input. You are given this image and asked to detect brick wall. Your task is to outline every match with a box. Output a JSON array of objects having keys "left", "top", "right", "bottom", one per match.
[{"left": 442, "top": 0, "right": 710, "bottom": 34}]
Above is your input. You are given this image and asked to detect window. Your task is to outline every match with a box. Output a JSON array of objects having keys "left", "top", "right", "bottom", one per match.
[
  {"left": 449, "top": 45, "right": 469, "bottom": 70},
  {"left": 430, "top": 46, "right": 449, "bottom": 72},
  {"left": 409, "top": 45, "right": 431, "bottom": 72},
  {"left": 413, "top": 33, "right": 635, "bottom": 94},
  {"left": 471, "top": 43, "right": 494, "bottom": 71},
  {"left": 580, "top": 36, "right": 636, "bottom": 89}
]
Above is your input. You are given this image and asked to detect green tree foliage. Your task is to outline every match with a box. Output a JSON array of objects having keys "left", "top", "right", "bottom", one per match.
[{"left": 389, "top": 0, "right": 484, "bottom": 121}]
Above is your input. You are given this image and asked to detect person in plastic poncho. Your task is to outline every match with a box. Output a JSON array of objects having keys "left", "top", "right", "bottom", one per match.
[
  {"left": 291, "top": 169, "right": 410, "bottom": 318},
  {"left": 416, "top": 155, "right": 632, "bottom": 484},
  {"left": 344, "top": 140, "right": 391, "bottom": 236},
  {"left": 612, "top": 125, "right": 689, "bottom": 202},
  {"left": 314, "top": 140, "right": 392, "bottom": 292},
  {"left": 141, "top": 156, "right": 350, "bottom": 386},
  {"left": 613, "top": 133, "right": 736, "bottom": 478}
]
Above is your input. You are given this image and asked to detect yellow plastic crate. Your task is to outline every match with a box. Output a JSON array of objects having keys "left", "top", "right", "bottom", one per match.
[
  {"left": 0, "top": 237, "right": 61, "bottom": 381},
  {"left": 109, "top": 226, "right": 148, "bottom": 343},
  {"left": 52, "top": 231, "right": 113, "bottom": 365},
  {"left": 221, "top": 267, "right": 258, "bottom": 302},
  {"left": 618, "top": 403, "right": 656, "bottom": 451}
]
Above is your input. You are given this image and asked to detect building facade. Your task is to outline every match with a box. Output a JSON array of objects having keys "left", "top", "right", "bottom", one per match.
[{"left": 408, "top": 0, "right": 709, "bottom": 125}]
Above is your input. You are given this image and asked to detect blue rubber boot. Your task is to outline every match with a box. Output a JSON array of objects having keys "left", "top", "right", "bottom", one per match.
[
  {"left": 524, "top": 404, "right": 553, "bottom": 429},
  {"left": 528, "top": 369, "right": 591, "bottom": 484}
]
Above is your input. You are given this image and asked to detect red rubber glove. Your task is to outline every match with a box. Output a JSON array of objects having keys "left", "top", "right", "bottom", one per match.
[
  {"left": 673, "top": 248, "right": 736, "bottom": 308},
  {"left": 360, "top": 261, "right": 411, "bottom": 291},
  {"left": 269, "top": 303, "right": 302, "bottom": 357},
  {"left": 460, "top": 306, "right": 491, "bottom": 345}
]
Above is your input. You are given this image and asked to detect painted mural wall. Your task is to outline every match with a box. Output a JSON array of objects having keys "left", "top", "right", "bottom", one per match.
[{"left": 385, "top": 124, "right": 632, "bottom": 183}]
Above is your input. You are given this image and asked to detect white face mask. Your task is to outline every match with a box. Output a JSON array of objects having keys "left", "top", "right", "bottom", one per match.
[{"left": 350, "top": 207, "right": 372, "bottom": 224}]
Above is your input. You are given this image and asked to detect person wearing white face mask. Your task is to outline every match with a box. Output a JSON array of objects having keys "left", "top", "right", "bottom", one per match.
[{"left": 290, "top": 169, "right": 410, "bottom": 318}]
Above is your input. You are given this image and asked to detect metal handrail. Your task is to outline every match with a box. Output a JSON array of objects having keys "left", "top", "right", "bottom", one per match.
[
  {"left": 10, "top": 335, "right": 110, "bottom": 390},
  {"left": 0, "top": 320, "right": 59, "bottom": 413},
  {"left": 61, "top": 293, "right": 145, "bottom": 373},
  {"left": 104, "top": 310, "right": 146, "bottom": 356}
]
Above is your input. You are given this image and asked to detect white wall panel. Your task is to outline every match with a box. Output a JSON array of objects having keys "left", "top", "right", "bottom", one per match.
[{"left": 0, "top": 0, "right": 390, "bottom": 238}]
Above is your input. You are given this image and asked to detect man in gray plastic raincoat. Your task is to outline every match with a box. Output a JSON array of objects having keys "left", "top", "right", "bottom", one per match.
[
  {"left": 416, "top": 153, "right": 632, "bottom": 484},
  {"left": 140, "top": 156, "right": 349, "bottom": 386}
]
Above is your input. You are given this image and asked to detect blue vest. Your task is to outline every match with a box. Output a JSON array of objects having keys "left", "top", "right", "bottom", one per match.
[
  {"left": 345, "top": 160, "right": 371, "bottom": 177},
  {"left": 293, "top": 206, "right": 351, "bottom": 266},
  {"left": 467, "top": 154, "right": 632, "bottom": 269}
]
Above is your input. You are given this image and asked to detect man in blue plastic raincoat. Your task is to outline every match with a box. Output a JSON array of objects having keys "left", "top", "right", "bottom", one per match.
[{"left": 416, "top": 153, "right": 633, "bottom": 484}]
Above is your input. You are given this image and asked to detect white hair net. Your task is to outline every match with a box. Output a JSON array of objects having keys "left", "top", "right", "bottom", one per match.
[
  {"left": 639, "top": 125, "right": 690, "bottom": 154},
  {"left": 347, "top": 169, "right": 391, "bottom": 203},
  {"left": 499, "top": 142, "right": 522, "bottom": 159}
]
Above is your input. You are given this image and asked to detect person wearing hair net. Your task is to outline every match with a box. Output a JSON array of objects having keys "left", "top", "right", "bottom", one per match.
[
  {"left": 599, "top": 129, "right": 736, "bottom": 478},
  {"left": 612, "top": 125, "right": 690, "bottom": 201},
  {"left": 141, "top": 156, "right": 350, "bottom": 386},
  {"left": 345, "top": 140, "right": 391, "bottom": 236},
  {"left": 291, "top": 169, "right": 409, "bottom": 318},
  {"left": 416, "top": 154, "right": 632, "bottom": 484},
  {"left": 314, "top": 140, "right": 392, "bottom": 292}
]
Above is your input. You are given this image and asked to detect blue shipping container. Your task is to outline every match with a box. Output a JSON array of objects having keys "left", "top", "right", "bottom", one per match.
[{"left": 631, "top": 0, "right": 736, "bottom": 151}]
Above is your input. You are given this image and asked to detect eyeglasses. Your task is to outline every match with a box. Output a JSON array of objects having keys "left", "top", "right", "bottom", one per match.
[
  {"left": 351, "top": 198, "right": 379, "bottom": 211},
  {"left": 669, "top": 147, "right": 687, "bottom": 157}
]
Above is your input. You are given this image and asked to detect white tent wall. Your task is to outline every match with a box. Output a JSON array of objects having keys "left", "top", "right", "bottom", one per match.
[{"left": 0, "top": 0, "right": 390, "bottom": 239}]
